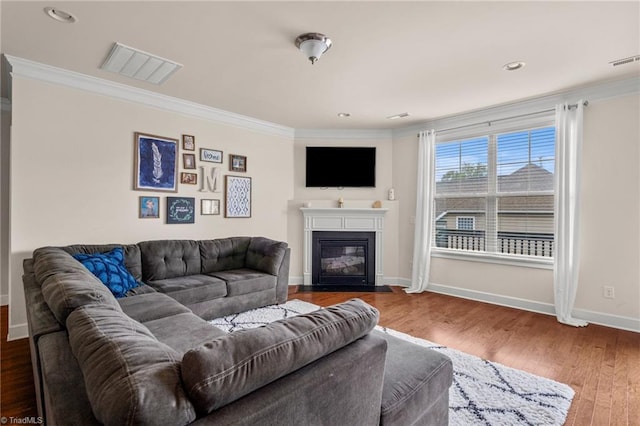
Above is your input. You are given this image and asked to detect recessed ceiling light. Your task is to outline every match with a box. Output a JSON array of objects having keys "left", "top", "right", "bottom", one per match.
[
  {"left": 337, "top": 112, "right": 351, "bottom": 118},
  {"left": 387, "top": 112, "right": 410, "bottom": 120},
  {"left": 44, "top": 7, "right": 77, "bottom": 23},
  {"left": 503, "top": 61, "right": 526, "bottom": 71}
]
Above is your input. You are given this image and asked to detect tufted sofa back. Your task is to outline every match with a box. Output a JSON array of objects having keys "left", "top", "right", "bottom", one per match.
[{"left": 138, "top": 240, "right": 201, "bottom": 281}]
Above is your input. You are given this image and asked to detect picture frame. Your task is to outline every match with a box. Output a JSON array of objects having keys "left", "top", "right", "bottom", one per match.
[
  {"left": 182, "top": 134, "right": 195, "bottom": 151},
  {"left": 229, "top": 154, "right": 247, "bottom": 172},
  {"left": 201, "top": 199, "right": 220, "bottom": 215},
  {"left": 200, "top": 148, "right": 223, "bottom": 163},
  {"left": 167, "top": 197, "right": 195, "bottom": 224},
  {"left": 183, "top": 153, "right": 196, "bottom": 169},
  {"left": 225, "top": 175, "right": 251, "bottom": 218},
  {"left": 138, "top": 196, "right": 160, "bottom": 219},
  {"left": 134, "top": 132, "right": 178, "bottom": 192},
  {"left": 180, "top": 172, "right": 198, "bottom": 185}
]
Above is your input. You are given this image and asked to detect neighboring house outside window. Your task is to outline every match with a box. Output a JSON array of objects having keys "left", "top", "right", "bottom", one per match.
[{"left": 433, "top": 125, "right": 555, "bottom": 261}]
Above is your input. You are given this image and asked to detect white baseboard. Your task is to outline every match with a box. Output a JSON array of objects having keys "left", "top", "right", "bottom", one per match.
[
  {"left": 428, "top": 282, "right": 640, "bottom": 333},
  {"left": 0, "top": 294, "right": 8, "bottom": 306},
  {"left": 8, "top": 323, "right": 29, "bottom": 341},
  {"left": 288, "top": 276, "right": 304, "bottom": 285},
  {"left": 289, "top": 276, "right": 409, "bottom": 287}
]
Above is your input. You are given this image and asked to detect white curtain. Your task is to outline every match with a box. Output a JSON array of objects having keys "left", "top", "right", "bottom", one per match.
[
  {"left": 554, "top": 101, "right": 588, "bottom": 327},
  {"left": 406, "top": 130, "right": 436, "bottom": 294}
]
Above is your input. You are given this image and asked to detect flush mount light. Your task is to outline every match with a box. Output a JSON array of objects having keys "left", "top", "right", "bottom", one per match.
[
  {"left": 337, "top": 112, "right": 351, "bottom": 118},
  {"left": 100, "top": 42, "right": 183, "bottom": 85},
  {"left": 387, "top": 112, "right": 410, "bottom": 120},
  {"left": 503, "top": 61, "right": 526, "bottom": 71},
  {"left": 44, "top": 7, "right": 77, "bottom": 23},
  {"left": 295, "top": 33, "right": 332, "bottom": 64}
]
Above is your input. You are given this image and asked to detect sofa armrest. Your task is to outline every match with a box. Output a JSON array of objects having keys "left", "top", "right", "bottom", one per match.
[
  {"left": 275, "top": 248, "right": 290, "bottom": 304},
  {"left": 182, "top": 299, "right": 379, "bottom": 414},
  {"left": 191, "top": 333, "right": 387, "bottom": 426}
]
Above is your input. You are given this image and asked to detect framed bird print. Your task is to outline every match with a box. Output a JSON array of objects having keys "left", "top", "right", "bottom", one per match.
[{"left": 134, "top": 132, "right": 179, "bottom": 192}]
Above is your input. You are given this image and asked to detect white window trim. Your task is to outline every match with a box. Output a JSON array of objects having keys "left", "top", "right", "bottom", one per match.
[
  {"left": 433, "top": 113, "right": 556, "bottom": 268},
  {"left": 431, "top": 248, "right": 553, "bottom": 270}
]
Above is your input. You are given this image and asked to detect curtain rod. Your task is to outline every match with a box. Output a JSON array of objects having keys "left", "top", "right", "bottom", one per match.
[{"left": 418, "top": 101, "right": 589, "bottom": 136}]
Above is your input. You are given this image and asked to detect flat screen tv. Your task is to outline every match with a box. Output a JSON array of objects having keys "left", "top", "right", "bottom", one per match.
[{"left": 306, "top": 147, "right": 376, "bottom": 188}]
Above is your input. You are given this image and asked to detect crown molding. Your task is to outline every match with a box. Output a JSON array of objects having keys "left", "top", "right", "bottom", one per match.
[
  {"left": 295, "top": 128, "right": 392, "bottom": 140},
  {"left": 4, "top": 55, "right": 638, "bottom": 142},
  {"left": 4, "top": 55, "right": 294, "bottom": 139},
  {"left": 393, "top": 75, "right": 640, "bottom": 139}
]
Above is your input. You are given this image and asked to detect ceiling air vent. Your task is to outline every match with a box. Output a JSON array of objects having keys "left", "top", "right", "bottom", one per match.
[
  {"left": 609, "top": 55, "right": 640, "bottom": 67},
  {"left": 100, "top": 42, "right": 182, "bottom": 84}
]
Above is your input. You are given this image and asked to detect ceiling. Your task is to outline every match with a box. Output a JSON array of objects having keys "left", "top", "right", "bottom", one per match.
[{"left": 2, "top": 1, "right": 639, "bottom": 130}]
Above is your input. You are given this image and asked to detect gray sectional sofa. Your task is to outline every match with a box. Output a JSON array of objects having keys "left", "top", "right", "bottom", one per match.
[{"left": 22, "top": 237, "right": 453, "bottom": 425}]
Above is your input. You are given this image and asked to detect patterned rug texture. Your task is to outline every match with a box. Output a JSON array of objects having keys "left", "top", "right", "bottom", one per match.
[{"left": 209, "top": 300, "right": 575, "bottom": 426}]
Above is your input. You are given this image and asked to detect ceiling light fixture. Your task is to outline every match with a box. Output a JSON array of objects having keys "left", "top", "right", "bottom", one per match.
[
  {"left": 387, "top": 112, "right": 410, "bottom": 120},
  {"left": 503, "top": 61, "right": 526, "bottom": 71},
  {"left": 295, "top": 33, "right": 332, "bottom": 64},
  {"left": 337, "top": 112, "right": 351, "bottom": 118},
  {"left": 44, "top": 7, "right": 77, "bottom": 23}
]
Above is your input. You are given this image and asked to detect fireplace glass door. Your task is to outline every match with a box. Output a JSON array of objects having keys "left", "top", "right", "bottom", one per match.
[{"left": 312, "top": 231, "right": 375, "bottom": 285}]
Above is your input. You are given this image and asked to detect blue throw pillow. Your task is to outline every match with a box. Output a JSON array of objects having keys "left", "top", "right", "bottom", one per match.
[{"left": 73, "top": 247, "right": 138, "bottom": 298}]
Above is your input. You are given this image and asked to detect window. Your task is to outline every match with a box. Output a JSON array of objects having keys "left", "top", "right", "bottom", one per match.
[
  {"left": 456, "top": 217, "right": 475, "bottom": 230},
  {"left": 434, "top": 126, "right": 555, "bottom": 259}
]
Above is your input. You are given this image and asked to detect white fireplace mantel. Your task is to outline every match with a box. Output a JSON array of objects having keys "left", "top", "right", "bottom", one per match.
[{"left": 301, "top": 207, "right": 389, "bottom": 285}]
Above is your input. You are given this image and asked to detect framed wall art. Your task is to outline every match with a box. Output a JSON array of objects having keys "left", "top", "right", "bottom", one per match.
[
  {"left": 134, "top": 132, "right": 178, "bottom": 192},
  {"left": 229, "top": 154, "right": 247, "bottom": 172},
  {"left": 183, "top": 153, "right": 196, "bottom": 169},
  {"left": 180, "top": 172, "right": 198, "bottom": 185},
  {"left": 201, "top": 199, "right": 220, "bottom": 215},
  {"left": 182, "top": 134, "right": 195, "bottom": 151},
  {"left": 139, "top": 196, "right": 160, "bottom": 219},
  {"left": 167, "top": 197, "right": 195, "bottom": 224},
  {"left": 225, "top": 175, "right": 251, "bottom": 218},
  {"left": 200, "top": 148, "right": 223, "bottom": 163}
]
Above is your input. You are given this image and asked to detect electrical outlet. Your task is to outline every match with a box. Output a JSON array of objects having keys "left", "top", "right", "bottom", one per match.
[{"left": 603, "top": 286, "right": 615, "bottom": 299}]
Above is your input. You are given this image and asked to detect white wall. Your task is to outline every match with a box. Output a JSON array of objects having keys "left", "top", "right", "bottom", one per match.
[
  {"left": 287, "top": 134, "right": 400, "bottom": 282},
  {"left": 7, "top": 76, "right": 294, "bottom": 339},
  {"left": 392, "top": 93, "right": 640, "bottom": 329}
]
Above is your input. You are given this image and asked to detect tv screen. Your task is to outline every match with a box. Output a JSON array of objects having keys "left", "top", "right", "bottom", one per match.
[{"left": 306, "top": 147, "right": 376, "bottom": 188}]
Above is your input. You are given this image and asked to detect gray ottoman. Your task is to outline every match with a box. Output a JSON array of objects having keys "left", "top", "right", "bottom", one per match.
[{"left": 375, "top": 331, "right": 453, "bottom": 426}]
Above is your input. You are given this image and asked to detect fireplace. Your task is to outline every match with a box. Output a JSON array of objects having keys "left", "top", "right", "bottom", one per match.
[
  {"left": 301, "top": 207, "right": 388, "bottom": 286},
  {"left": 312, "top": 231, "right": 375, "bottom": 286}
]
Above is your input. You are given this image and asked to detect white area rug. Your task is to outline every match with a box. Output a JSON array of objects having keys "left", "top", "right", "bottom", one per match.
[{"left": 209, "top": 300, "right": 575, "bottom": 426}]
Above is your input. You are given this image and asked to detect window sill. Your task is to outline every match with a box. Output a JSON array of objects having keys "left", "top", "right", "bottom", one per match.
[{"left": 431, "top": 249, "right": 553, "bottom": 270}]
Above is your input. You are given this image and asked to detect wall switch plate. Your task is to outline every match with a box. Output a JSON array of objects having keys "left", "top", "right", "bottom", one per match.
[{"left": 603, "top": 286, "right": 615, "bottom": 299}]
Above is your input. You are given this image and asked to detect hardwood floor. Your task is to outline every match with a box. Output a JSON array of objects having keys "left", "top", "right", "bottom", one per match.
[{"left": 1, "top": 288, "right": 638, "bottom": 425}]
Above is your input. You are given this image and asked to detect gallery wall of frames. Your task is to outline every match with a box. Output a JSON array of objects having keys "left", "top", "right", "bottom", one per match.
[{"left": 134, "top": 132, "right": 251, "bottom": 223}]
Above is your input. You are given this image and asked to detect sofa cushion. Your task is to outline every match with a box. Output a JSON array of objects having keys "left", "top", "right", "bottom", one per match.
[
  {"left": 67, "top": 305, "right": 196, "bottom": 426},
  {"left": 34, "top": 247, "right": 122, "bottom": 324},
  {"left": 245, "top": 237, "right": 288, "bottom": 275},
  {"left": 181, "top": 298, "right": 379, "bottom": 414},
  {"left": 375, "top": 330, "right": 453, "bottom": 426},
  {"left": 144, "top": 312, "right": 227, "bottom": 355},
  {"left": 138, "top": 240, "right": 201, "bottom": 281},
  {"left": 208, "top": 268, "right": 276, "bottom": 297},
  {"left": 72, "top": 248, "right": 138, "bottom": 298},
  {"left": 199, "top": 237, "right": 251, "bottom": 273},
  {"left": 118, "top": 292, "right": 191, "bottom": 323},
  {"left": 147, "top": 274, "right": 227, "bottom": 305}
]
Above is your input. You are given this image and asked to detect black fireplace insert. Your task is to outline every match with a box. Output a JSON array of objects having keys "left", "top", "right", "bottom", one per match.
[{"left": 311, "top": 231, "right": 375, "bottom": 286}]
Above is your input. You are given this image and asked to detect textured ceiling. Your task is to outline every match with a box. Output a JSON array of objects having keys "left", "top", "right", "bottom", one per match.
[{"left": 2, "top": 1, "right": 639, "bottom": 129}]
